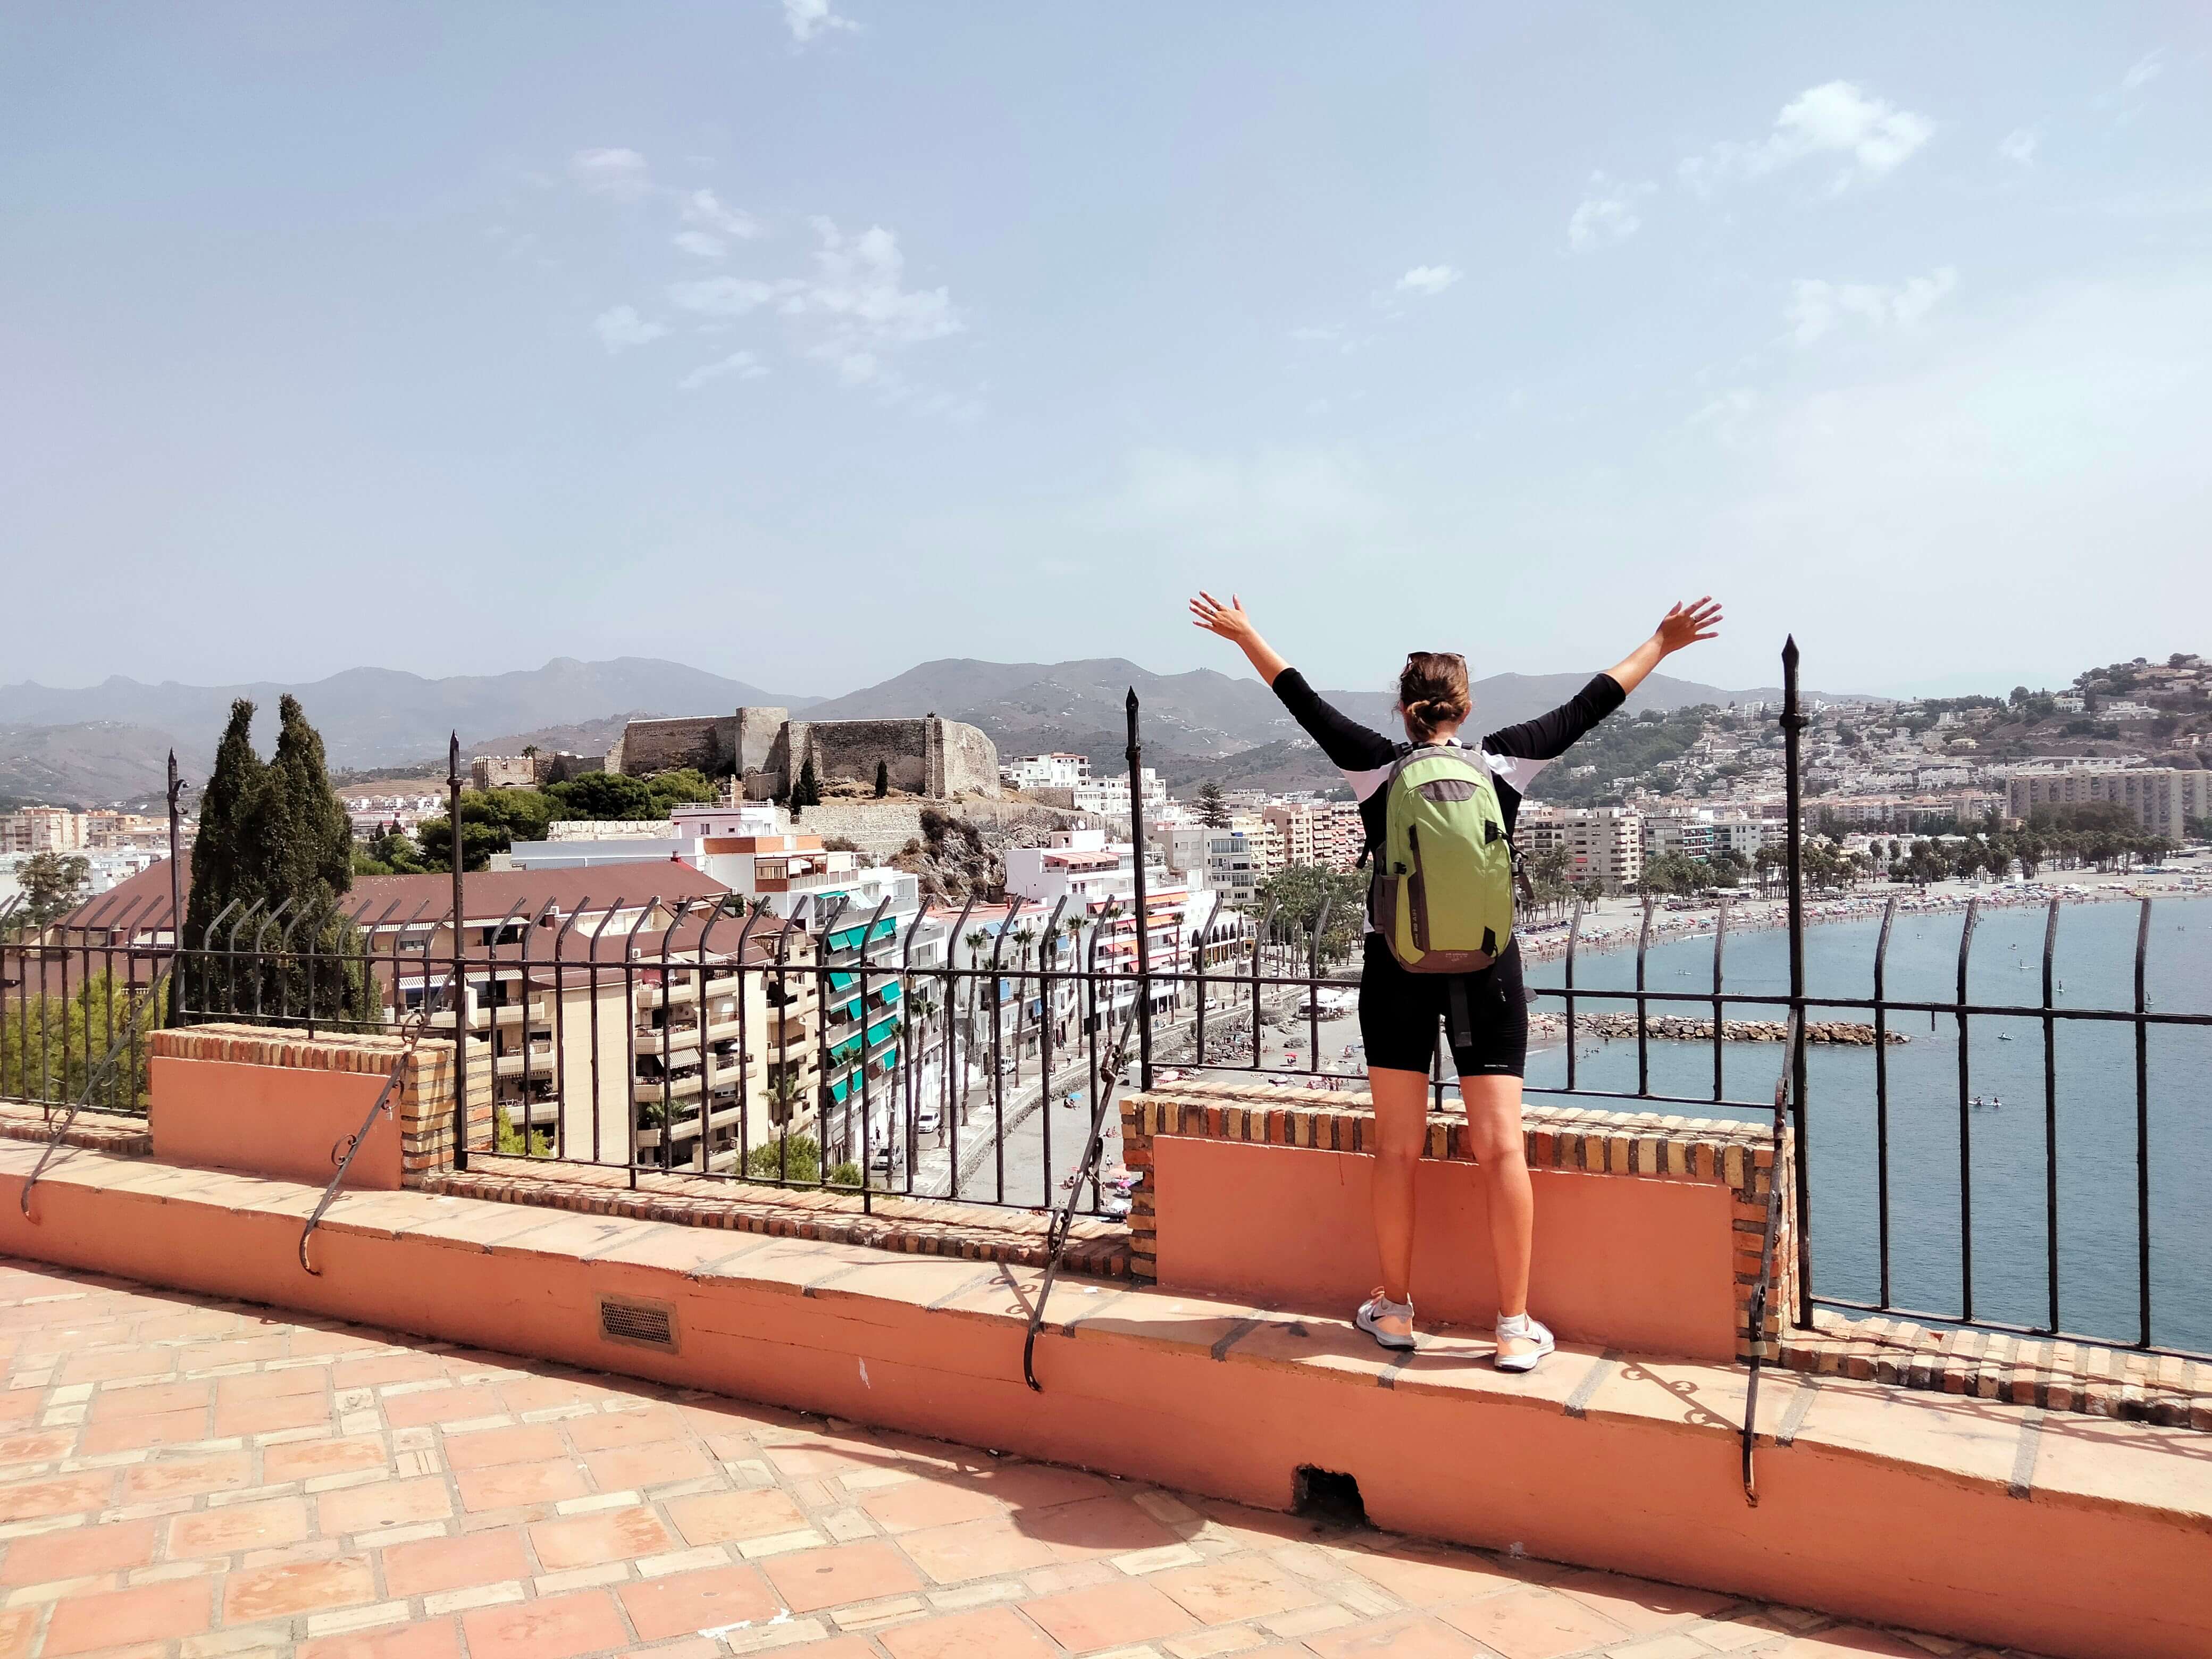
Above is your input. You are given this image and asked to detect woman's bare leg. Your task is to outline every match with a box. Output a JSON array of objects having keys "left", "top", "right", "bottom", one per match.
[
  {"left": 1363, "top": 1067, "right": 1432, "bottom": 1339},
  {"left": 1457, "top": 1073, "right": 1538, "bottom": 1358}
]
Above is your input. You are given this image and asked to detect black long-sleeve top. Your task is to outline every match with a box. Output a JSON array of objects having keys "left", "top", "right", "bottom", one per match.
[{"left": 1269, "top": 667, "right": 1628, "bottom": 864}]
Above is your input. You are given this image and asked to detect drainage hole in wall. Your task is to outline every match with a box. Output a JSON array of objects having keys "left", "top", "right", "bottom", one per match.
[{"left": 1293, "top": 1465, "right": 1367, "bottom": 1528}]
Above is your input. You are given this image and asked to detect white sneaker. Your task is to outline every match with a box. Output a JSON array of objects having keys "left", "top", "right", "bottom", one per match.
[
  {"left": 1494, "top": 1312, "right": 1554, "bottom": 1372},
  {"left": 1354, "top": 1292, "right": 1417, "bottom": 1352}
]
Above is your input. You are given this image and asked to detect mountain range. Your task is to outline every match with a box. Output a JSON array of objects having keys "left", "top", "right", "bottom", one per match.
[
  {"left": 0, "top": 659, "right": 812, "bottom": 800},
  {"left": 0, "top": 654, "right": 1809, "bottom": 806}
]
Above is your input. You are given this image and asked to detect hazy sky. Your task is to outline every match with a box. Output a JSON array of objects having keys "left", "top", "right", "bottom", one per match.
[{"left": 5, "top": 3, "right": 2207, "bottom": 700}]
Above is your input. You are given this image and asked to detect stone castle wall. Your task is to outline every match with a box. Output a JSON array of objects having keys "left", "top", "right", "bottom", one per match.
[
  {"left": 606, "top": 716, "right": 736, "bottom": 777},
  {"left": 938, "top": 720, "right": 1001, "bottom": 798},
  {"left": 795, "top": 719, "right": 935, "bottom": 795},
  {"left": 611, "top": 709, "right": 1000, "bottom": 805},
  {"left": 471, "top": 751, "right": 605, "bottom": 790}
]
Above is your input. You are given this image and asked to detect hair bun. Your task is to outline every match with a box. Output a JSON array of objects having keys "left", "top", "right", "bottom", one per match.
[{"left": 1397, "top": 650, "right": 1473, "bottom": 740}]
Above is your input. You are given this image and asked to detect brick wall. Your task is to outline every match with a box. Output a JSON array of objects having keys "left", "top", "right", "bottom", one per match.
[
  {"left": 149, "top": 1024, "right": 492, "bottom": 1187},
  {"left": 1119, "top": 1078, "right": 1796, "bottom": 1363}
]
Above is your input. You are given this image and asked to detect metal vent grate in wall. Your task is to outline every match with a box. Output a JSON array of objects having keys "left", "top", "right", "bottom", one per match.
[{"left": 598, "top": 1295, "right": 680, "bottom": 1354}]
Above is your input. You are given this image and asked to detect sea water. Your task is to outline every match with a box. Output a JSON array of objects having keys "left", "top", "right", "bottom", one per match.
[{"left": 1521, "top": 895, "right": 2212, "bottom": 1352}]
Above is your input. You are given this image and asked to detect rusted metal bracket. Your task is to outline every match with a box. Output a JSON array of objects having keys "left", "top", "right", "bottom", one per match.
[
  {"left": 20, "top": 977, "right": 166, "bottom": 1223},
  {"left": 1023, "top": 1006, "right": 1140, "bottom": 1392},
  {"left": 299, "top": 993, "right": 444, "bottom": 1276}
]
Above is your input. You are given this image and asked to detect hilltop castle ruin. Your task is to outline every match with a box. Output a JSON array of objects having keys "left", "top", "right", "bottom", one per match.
[{"left": 604, "top": 708, "right": 1000, "bottom": 801}]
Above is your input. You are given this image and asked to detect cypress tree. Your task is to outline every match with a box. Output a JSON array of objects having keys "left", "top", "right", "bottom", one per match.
[
  {"left": 873, "top": 759, "right": 889, "bottom": 798},
  {"left": 176, "top": 700, "right": 270, "bottom": 1022},
  {"left": 797, "top": 756, "right": 821, "bottom": 808},
  {"left": 174, "top": 698, "right": 371, "bottom": 1026},
  {"left": 268, "top": 696, "right": 372, "bottom": 1024}
]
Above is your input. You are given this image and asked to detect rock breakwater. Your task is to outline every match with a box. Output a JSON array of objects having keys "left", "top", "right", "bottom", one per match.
[{"left": 1529, "top": 1012, "right": 1902, "bottom": 1045}]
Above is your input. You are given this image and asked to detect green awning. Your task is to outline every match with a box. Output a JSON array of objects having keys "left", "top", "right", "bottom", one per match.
[
  {"left": 830, "top": 1031, "right": 863, "bottom": 1061},
  {"left": 865, "top": 1015, "right": 899, "bottom": 1047},
  {"left": 827, "top": 969, "right": 857, "bottom": 991},
  {"left": 828, "top": 916, "right": 898, "bottom": 950},
  {"left": 827, "top": 1074, "right": 851, "bottom": 1104}
]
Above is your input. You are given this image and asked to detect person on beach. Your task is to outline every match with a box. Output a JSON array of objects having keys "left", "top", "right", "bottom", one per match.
[{"left": 1188, "top": 592, "right": 1723, "bottom": 1370}]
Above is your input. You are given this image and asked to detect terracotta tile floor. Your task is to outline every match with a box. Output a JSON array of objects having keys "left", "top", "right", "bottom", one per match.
[{"left": 0, "top": 1259, "right": 2046, "bottom": 1659}]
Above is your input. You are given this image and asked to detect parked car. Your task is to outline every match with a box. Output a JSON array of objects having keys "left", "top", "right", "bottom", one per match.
[
  {"left": 915, "top": 1104, "right": 942, "bottom": 1136},
  {"left": 869, "top": 1144, "right": 895, "bottom": 1175}
]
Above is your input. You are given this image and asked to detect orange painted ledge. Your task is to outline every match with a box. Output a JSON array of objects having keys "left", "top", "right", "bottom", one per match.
[
  {"left": 1, "top": 1137, "right": 2207, "bottom": 1659},
  {"left": 1154, "top": 1137, "right": 1742, "bottom": 1359},
  {"left": 149, "top": 1054, "right": 401, "bottom": 1190}
]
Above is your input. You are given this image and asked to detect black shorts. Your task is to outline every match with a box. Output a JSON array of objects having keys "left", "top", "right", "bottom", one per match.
[{"left": 1358, "top": 933, "right": 1528, "bottom": 1078}]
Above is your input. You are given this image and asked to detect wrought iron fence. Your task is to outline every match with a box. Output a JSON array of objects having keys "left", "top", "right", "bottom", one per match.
[{"left": 2, "top": 643, "right": 2205, "bottom": 1361}]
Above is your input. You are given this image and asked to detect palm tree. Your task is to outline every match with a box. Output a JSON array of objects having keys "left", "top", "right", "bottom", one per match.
[
  {"left": 960, "top": 928, "right": 990, "bottom": 1124},
  {"left": 1011, "top": 925, "right": 1038, "bottom": 1076},
  {"left": 765, "top": 1068, "right": 806, "bottom": 1130}
]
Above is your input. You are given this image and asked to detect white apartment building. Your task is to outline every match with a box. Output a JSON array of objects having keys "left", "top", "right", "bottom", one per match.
[
  {"left": 1145, "top": 817, "right": 1213, "bottom": 883},
  {"left": 2016, "top": 755, "right": 2138, "bottom": 773},
  {"left": 1230, "top": 814, "right": 1286, "bottom": 883},
  {"left": 1205, "top": 827, "right": 1266, "bottom": 907},
  {"left": 1072, "top": 768, "right": 1167, "bottom": 821},
  {"left": 1519, "top": 807, "right": 1644, "bottom": 891},
  {"left": 1001, "top": 752, "right": 1091, "bottom": 793},
  {"left": 1640, "top": 810, "right": 1717, "bottom": 861},
  {"left": 1708, "top": 818, "right": 1770, "bottom": 859},
  {"left": 2004, "top": 767, "right": 2210, "bottom": 840}
]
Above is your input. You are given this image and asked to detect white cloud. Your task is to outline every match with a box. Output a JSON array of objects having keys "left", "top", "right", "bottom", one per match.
[
  {"left": 570, "top": 147, "right": 653, "bottom": 200},
  {"left": 1787, "top": 266, "right": 1958, "bottom": 345},
  {"left": 782, "top": 0, "right": 857, "bottom": 43},
  {"left": 1997, "top": 129, "right": 2039, "bottom": 166},
  {"left": 1680, "top": 81, "right": 1934, "bottom": 195},
  {"left": 667, "top": 275, "right": 800, "bottom": 316},
  {"left": 673, "top": 231, "right": 728, "bottom": 257},
  {"left": 593, "top": 305, "right": 668, "bottom": 353},
  {"left": 1567, "top": 174, "right": 1651, "bottom": 251},
  {"left": 681, "top": 189, "right": 760, "bottom": 242},
  {"left": 663, "top": 221, "right": 962, "bottom": 404},
  {"left": 678, "top": 350, "right": 769, "bottom": 390},
  {"left": 1395, "top": 265, "right": 1461, "bottom": 296},
  {"left": 780, "top": 220, "right": 961, "bottom": 387},
  {"left": 2120, "top": 49, "right": 2165, "bottom": 93}
]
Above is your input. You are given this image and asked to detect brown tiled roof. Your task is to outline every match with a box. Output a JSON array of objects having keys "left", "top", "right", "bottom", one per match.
[
  {"left": 54, "top": 858, "right": 731, "bottom": 940},
  {"left": 351, "top": 865, "right": 730, "bottom": 924}
]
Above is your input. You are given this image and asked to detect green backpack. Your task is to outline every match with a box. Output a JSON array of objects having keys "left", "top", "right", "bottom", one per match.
[{"left": 1372, "top": 746, "right": 1514, "bottom": 973}]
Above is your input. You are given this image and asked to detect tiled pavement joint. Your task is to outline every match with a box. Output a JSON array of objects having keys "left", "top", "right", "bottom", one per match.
[
  {"left": 2009, "top": 1405, "right": 2046, "bottom": 1501},
  {"left": 1564, "top": 1348, "right": 1622, "bottom": 1419},
  {"left": 1775, "top": 1375, "right": 1820, "bottom": 1445}
]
